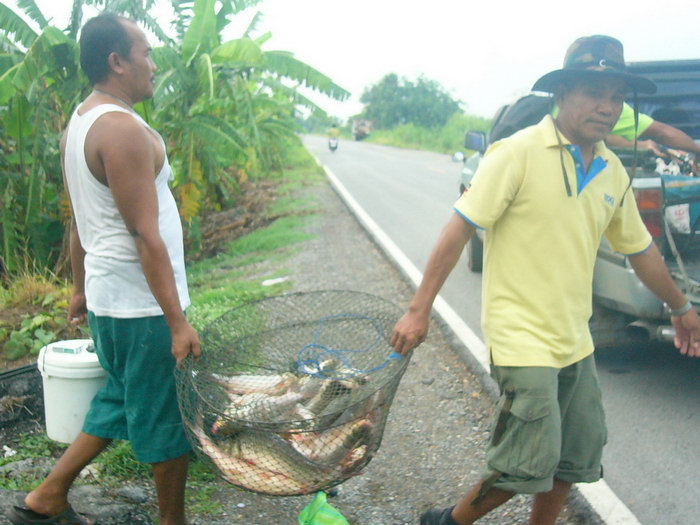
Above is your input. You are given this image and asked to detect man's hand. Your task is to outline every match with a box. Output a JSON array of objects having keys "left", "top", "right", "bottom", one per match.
[
  {"left": 671, "top": 309, "right": 700, "bottom": 357},
  {"left": 390, "top": 310, "right": 429, "bottom": 355},
  {"left": 67, "top": 292, "right": 88, "bottom": 325},
  {"left": 638, "top": 139, "right": 665, "bottom": 157},
  {"left": 171, "top": 321, "right": 201, "bottom": 366}
]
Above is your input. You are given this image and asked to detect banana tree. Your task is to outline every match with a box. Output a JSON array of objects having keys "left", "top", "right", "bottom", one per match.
[
  {"left": 0, "top": 0, "right": 350, "bottom": 276},
  {"left": 153, "top": 0, "right": 349, "bottom": 224},
  {"left": 0, "top": 0, "right": 85, "bottom": 275}
]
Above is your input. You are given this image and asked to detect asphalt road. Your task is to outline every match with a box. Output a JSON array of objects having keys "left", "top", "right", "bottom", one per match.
[{"left": 303, "top": 134, "right": 700, "bottom": 525}]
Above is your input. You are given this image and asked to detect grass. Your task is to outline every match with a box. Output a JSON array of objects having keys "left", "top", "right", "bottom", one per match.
[
  {"left": 186, "top": 214, "right": 315, "bottom": 331},
  {"left": 0, "top": 434, "right": 69, "bottom": 491},
  {"left": 0, "top": 434, "right": 68, "bottom": 468},
  {"left": 365, "top": 112, "right": 492, "bottom": 154}
]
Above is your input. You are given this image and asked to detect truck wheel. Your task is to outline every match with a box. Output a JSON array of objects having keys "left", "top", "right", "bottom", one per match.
[{"left": 467, "top": 236, "right": 483, "bottom": 273}]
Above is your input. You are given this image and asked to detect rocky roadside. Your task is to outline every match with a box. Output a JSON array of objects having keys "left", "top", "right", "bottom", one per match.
[{"left": 0, "top": 179, "right": 602, "bottom": 524}]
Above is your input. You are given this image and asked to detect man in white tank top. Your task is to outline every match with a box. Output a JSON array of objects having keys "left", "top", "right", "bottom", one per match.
[{"left": 9, "top": 15, "right": 199, "bottom": 525}]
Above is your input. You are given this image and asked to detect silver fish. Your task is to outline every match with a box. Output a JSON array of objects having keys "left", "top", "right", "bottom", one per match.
[
  {"left": 189, "top": 423, "right": 310, "bottom": 495},
  {"left": 287, "top": 418, "right": 373, "bottom": 467},
  {"left": 234, "top": 430, "right": 332, "bottom": 483},
  {"left": 212, "top": 390, "right": 307, "bottom": 436},
  {"left": 211, "top": 372, "right": 298, "bottom": 395}
]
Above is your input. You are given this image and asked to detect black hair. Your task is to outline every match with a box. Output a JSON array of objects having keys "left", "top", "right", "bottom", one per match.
[{"left": 79, "top": 14, "right": 133, "bottom": 85}]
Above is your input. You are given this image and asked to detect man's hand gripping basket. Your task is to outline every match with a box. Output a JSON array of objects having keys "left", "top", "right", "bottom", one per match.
[{"left": 176, "top": 291, "right": 411, "bottom": 496}]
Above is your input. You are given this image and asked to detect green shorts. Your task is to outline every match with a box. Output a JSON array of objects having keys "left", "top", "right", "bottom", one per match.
[
  {"left": 83, "top": 312, "right": 191, "bottom": 463},
  {"left": 486, "top": 354, "right": 607, "bottom": 493}
]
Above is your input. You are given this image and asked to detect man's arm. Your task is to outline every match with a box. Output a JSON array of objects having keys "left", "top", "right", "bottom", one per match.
[
  {"left": 390, "top": 213, "right": 475, "bottom": 354},
  {"left": 61, "top": 131, "right": 88, "bottom": 325},
  {"left": 67, "top": 216, "right": 88, "bottom": 324},
  {"left": 628, "top": 242, "right": 700, "bottom": 357},
  {"left": 640, "top": 120, "right": 700, "bottom": 156},
  {"left": 98, "top": 114, "right": 200, "bottom": 364},
  {"left": 605, "top": 135, "right": 665, "bottom": 156},
  {"left": 607, "top": 120, "right": 700, "bottom": 157}
]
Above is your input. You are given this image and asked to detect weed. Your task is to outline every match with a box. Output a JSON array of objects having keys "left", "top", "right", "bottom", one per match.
[
  {"left": 187, "top": 482, "right": 223, "bottom": 515},
  {"left": 93, "top": 441, "right": 150, "bottom": 483},
  {"left": 0, "top": 433, "right": 67, "bottom": 467},
  {"left": 0, "top": 273, "right": 78, "bottom": 361},
  {"left": 0, "top": 471, "right": 43, "bottom": 492}
]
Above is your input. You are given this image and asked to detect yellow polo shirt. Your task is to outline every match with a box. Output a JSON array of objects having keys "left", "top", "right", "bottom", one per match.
[{"left": 455, "top": 115, "right": 652, "bottom": 367}]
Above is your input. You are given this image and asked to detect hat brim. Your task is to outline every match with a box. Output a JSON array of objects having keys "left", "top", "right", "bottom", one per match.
[{"left": 532, "top": 69, "right": 657, "bottom": 94}]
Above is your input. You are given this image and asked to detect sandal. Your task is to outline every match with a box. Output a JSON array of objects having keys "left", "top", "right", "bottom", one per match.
[
  {"left": 419, "top": 506, "right": 458, "bottom": 525},
  {"left": 7, "top": 504, "right": 97, "bottom": 525}
]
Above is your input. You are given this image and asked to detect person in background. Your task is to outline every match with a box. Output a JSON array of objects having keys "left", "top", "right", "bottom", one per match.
[
  {"left": 608, "top": 102, "right": 700, "bottom": 158},
  {"left": 8, "top": 14, "right": 199, "bottom": 525},
  {"left": 390, "top": 35, "right": 700, "bottom": 525},
  {"left": 328, "top": 124, "right": 340, "bottom": 139}
]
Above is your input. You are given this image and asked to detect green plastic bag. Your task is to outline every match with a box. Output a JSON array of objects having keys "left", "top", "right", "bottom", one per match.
[{"left": 298, "top": 491, "right": 350, "bottom": 525}]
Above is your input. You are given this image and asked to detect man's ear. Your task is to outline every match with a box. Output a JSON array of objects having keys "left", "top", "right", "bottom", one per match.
[{"left": 107, "top": 52, "right": 124, "bottom": 74}]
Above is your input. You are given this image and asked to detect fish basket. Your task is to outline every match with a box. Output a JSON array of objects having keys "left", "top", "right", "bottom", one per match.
[{"left": 176, "top": 290, "right": 411, "bottom": 496}]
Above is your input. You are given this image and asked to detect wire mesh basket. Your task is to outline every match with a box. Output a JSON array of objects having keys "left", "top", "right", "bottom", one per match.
[{"left": 176, "top": 290, "right": 411, "bottom": 496}]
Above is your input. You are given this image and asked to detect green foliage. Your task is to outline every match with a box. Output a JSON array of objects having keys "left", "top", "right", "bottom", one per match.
[
  {"left": 367, "top": 112, "right": 492, "bottom": 154},
  {"left": 186, "top": 144, "right": 320, "bottom": 331},
  {"left": 0, "top": 0, "right": 348, "bottom": 280},
  {"left": 186, "top": 482, "right": 223, "bottom": 515},
  {"left": 0, "top": 433, "right": 67, "bottom": 467},
  {"left": 360, "top": 73, "right": 461, "bottom": 129},
  {"left": 0, "top": 434, "right": 68, "bottom": 490},
  {"left": 185, "top": 212, "right": 311, "bottom": 330},
  {"left": 0, "top": 275, "right": 75, "bottom": 361},
  {"left": 93, "top": 441, "right": 151, "bottom": 482}
]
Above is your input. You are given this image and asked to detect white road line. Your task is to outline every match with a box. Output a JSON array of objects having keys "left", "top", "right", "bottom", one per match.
[{"left": 317, "top": 157, "right": 642, "bottom": 525}]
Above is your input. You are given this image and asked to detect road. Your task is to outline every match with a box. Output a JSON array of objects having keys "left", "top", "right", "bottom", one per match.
[{"left": 303, "top": 134, "right": 700, "bottom": 525}]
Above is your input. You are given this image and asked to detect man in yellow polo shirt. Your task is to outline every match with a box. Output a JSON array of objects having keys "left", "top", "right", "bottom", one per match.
[{"left": 391, "top": 35, "right": 700, "bottom": 525}]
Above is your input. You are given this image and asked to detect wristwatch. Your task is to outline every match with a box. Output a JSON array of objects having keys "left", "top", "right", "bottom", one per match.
[{"left": 668, "top": 301, "right": 693, "bottom": 317}]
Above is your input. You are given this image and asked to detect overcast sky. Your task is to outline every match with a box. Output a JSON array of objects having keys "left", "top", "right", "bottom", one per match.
[{"left": 7, "top": 0, "right": 700, "bottom": 121}]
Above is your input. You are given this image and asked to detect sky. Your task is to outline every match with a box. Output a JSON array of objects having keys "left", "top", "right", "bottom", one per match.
[{"left": 5, "top": 0, "right": 700, "bottom": 121}]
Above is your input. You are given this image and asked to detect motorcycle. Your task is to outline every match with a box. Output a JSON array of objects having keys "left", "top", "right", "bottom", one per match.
[{"left": 328, "top": 137, "right": 338, "bottom": 153}]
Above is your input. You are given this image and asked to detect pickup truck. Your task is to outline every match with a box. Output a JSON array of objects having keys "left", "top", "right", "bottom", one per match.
[{"left": 459, "top": 59, "right": 700, "bottom": 348}]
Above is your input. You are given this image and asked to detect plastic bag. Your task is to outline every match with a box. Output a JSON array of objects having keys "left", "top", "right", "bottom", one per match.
[{"left": 298, "top": 492, "right": 350, "bottom": 525}]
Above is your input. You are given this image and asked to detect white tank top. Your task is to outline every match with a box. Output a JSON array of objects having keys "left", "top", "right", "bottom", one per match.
[{"left": 64, "top": 103, "right": 190, "bottom": 318}]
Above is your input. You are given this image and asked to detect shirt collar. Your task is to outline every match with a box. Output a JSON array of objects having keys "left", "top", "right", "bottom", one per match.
[{"left": 539, "top": 114, "right": 614, "bottom": 162}]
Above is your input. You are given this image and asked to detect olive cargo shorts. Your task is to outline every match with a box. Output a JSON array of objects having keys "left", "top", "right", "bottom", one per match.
[
  {"left": 487, "top": 354, "right": 607, "bottom": 493},
  {"left": 82, "top": 313, "right": 191, "bottom": 463}
]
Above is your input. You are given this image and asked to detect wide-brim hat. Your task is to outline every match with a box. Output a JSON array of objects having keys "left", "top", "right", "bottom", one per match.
[{"left": 532, "top": 35, "right": 656, "bottom": 94}]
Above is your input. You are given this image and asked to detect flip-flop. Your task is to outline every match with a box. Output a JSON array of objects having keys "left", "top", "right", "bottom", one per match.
[{"left": 7, "top": 504, "right": 97, "bottom": 525}]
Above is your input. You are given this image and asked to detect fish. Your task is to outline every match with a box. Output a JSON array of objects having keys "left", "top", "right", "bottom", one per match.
[
  {"left": 188, "top": 422, "right": 310, "bottom": 495},
  {"left": 304, "top": 380, "right": 350, "bottom": 415},
  {"left": 234, "top": 430, "right": 333, "bottom": 484},
  {"left": 212, "top": 374, "right": 330, "bottom": 435},
  {"left": 286, "top": 418, "right": 373, "bottom": 467},
  {"left": 212, "top": 390, "right": 307, "bottom": 436},
  {"left": 340, "top": 444, "right": 369, "bottom": 472},
  {"left": 211, "top": 372, "right": 298, "bottom": 395}
]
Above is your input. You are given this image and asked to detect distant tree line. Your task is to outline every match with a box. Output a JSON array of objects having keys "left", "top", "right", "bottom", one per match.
[{"left": 360, "top": 73, "right": 461, "bottom": 129}]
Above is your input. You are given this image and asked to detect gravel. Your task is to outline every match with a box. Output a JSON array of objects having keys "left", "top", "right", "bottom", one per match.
[{"left": 0, "top": 179, "right": 602, "bottom": 524}]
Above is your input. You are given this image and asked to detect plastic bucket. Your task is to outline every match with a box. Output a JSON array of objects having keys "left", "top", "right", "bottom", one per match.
[{"left": 37, "top": 339, "right": 107, "bottom": 444}]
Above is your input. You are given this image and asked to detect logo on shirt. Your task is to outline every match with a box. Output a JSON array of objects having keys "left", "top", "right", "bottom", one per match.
[{"left": 603, "top": 193, "right": 615, "bottom": 207}]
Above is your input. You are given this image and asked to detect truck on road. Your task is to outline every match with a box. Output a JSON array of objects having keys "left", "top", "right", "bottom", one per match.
[{"left": 352, "top": 119, "right": 372, "bottom": 141}]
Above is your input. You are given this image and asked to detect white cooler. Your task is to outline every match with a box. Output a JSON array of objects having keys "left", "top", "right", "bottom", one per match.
[{"left": 37, "top": 339, "right": 107, "bottom": 444}]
